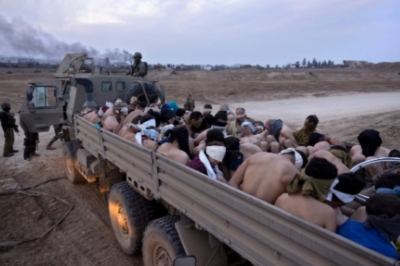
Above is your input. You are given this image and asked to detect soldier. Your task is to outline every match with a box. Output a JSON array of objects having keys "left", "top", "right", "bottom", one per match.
[
  {"left": 127, "top": 52, "right": 147, "bottom": 77},
  {"left": 46, "top": 123, "right": 63, "bottom": 150},
  {"left": 0, "top": 102, "right": 19, "bottom": 157},
  {"left": 184, "top": 93, "right": 195, "bottom": 112},
  {"left": 19, "top": 116, "right": 39, "bottom": 161}
]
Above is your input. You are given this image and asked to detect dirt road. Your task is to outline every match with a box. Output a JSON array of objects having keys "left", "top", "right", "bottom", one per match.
[
  {"left": 0, "top": 67, "right": 399, "bottom": 265},
  {"left": 230, "top": 92, "right": 400, "bottom": 123}
]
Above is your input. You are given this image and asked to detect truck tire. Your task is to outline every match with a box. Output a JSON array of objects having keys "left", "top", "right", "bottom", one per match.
[
  {"left": 121, "top": 82, "right": 164, "bottom": 105},
  {"left": 142, "top": 215, "right": 185, "bottom": 266},
  {"left": 63, "top": 151, "right": 85, "bottom": 184},
  {"left": 108, "top": 182, "right": 155, "bottom": 255}
]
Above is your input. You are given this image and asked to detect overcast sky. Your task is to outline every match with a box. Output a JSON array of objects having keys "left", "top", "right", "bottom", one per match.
[{"left": 0, "top": 0, "right": 399, "bottom": 65}]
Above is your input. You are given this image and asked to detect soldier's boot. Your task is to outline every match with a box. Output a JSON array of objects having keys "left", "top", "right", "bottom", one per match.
[{"left": 23, "top": 138, "right": 31, "bottom": 161}]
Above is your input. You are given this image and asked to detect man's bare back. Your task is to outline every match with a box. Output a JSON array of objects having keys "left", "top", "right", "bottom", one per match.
[
  {"left": 275, "top": 193, "right": 336, "bottom": 231},
  {"left": 229, "top": 152, "right": 298, "bottom": 204},
  {"left": 157, "top": 142, "right": 190, "bottom": 165},
  {"left": 308, "top": 150, "right": 350, "bottom": 175}
]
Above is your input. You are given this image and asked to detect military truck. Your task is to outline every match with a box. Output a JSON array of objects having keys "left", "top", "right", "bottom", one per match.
[{"left": 19, "top": 54, "right": 399, "bottom": 266}]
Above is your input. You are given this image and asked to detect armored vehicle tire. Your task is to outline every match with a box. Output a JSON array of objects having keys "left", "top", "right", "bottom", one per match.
[
  {"left": 142, "top": 215, "right": 185, "bottom": 266},
  {"left": 108, "top": 182, "right": 155, "bottom": 255},
  {"left": 121, "top": 82, "right": 164, "bottom": 105},
  {"left": 63, "top": 151, "right": 85, "bottom": 184}
]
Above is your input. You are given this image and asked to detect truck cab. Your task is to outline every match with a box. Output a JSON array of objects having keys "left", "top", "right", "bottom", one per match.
[{"left": 20, "top": 53, "right": 165, "bottom": 132}]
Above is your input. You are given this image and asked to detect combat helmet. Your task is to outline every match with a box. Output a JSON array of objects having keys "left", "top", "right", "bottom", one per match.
[
  {"left": 133, "top": 52, "right": 142, "bottom": 59},
  {"left": 1, "top": 102, "right": 11, "bottom": 110}
]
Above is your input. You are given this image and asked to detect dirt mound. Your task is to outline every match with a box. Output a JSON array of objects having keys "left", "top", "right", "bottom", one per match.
[{"left": 368, "top": 62, "right": 400, "bottom": 72}]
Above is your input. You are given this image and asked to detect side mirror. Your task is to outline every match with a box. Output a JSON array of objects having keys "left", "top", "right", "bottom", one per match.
[{"left": 173, "top": 255, "right": 196, "bottom": 266}]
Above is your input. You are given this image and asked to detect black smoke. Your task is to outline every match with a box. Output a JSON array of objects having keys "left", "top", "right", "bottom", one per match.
[{"left": 0, "top": 15, "right": 132, "bottom": 64}]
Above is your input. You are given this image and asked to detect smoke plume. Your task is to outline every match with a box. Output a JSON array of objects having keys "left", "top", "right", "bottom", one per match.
[{"left": 0, "top": 15, "right": 132, "bottom": 64}]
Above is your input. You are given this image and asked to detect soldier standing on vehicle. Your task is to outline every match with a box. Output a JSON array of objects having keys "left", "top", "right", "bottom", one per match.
[
  {"left": 184, "top": 93, "right": 195, "bottom": 112},
  {"left": 0, "top": 102, "right": 19, "bottom": 157},
  {"left": 127, "top": 52, "right": 147, "bottom": 77}
]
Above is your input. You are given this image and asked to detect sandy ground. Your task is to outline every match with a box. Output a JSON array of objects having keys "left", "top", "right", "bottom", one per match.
[{"left": 0, "top": 66, "right": 400, "bottom": 265}]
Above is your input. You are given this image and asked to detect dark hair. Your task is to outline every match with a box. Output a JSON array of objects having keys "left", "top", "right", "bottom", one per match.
[
  {"left": 140, "top": 114, "right": 154, "bottom": 124},
  {"left": 296, "top": 150, "right": 308, "bottom": 168},
  {"left": 389, "top": 149, "right": 400, "bottom": 158},
  {"left": 131, "top": 115, "right": 142, "bottom": 124},
  {"left": 375, "top": 172, "right": 400, "bottom": 189},
  {"left": 254, "top": 121, "right": 264, "bottom": 128},
  {"left": 224, "top": 137, "right": 240, "bottom": 151},
  {"left": 366, "top": 194, "right": 400, "bottom": 218},
  {"left": 357, "top": 129, "right": 382, "bottom": 157},
  {"left": 189, "top": 111, "right": 203, "bottom": 121},
  {"left": 165, "top": 125, "right": 191, "bottom": 158},
  {"left": 160, "top": 109, "right": 175, "bottom": 123},
  {"left": 146, "top": 110, "right": 160, "bottom": 127},
  {"left": 204, "top": 103, "right": 212, "bottom": 109},
  {"left": 213, "top": 111, "right": 228, "bottom": 126},
  {"left": 139, "top": 101, "right": 147, "bottom": 108},
  {"left": 148, "top": 94, "right": 159, "bottom": 104},
  {"left": 333, "top": 173, "right": 366, "bottom": 194},
  {"left": 176, "top": 108, "right": 186, "bottom": 117},
  {"left": 306, "top": 115, "right": 319, "bottom": 125},
  {"left": 305, "top": 157, "right": 338, "bottom": 180},
  {"left": 309, "top": 132, "right": 324, "bottom": 146},
  {"left": 205, "top": 129, "right": 225, "bottom": 145}
]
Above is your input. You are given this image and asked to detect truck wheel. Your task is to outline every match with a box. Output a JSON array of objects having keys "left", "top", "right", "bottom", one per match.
[
  {"left": 121, "top": 82, "right": 164, "bottom": 105},
  {"left": 108, "top": 182, "right": 155, "bottom": 255},
  {"left": 63, "top": 151, "right": 85, "bottom": 184},
  {"left": 142, "top": 215, "right": 185, "bottom": 266}
]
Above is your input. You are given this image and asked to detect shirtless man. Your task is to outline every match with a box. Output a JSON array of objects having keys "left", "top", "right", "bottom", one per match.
[
  {"left": 226, "top": 107, "right": 255, "bottom": 138},
  {"left": 102, "top": 99, "right": 123, "bottom": 124},
  {"left": 119, "top": 114, "right": 159, "bottom": 151},
  {"left": 220, "top": 104, "right": 235, "bottom": 123},
  {"left": 103, "top": 103, "right": 128, "bottom": 132},
  {"left": 115, "top": 110, "right": 146, "bottom": 134},
  {"left": 157, "top": 125, "right": 191, "bottom": 165},
  {"left": 350, "top": 129, "right": 390, "bottom": 175},
  {"left": 194, "top": 110, "right": 228, "bottom": 147},
  {"left": 83, "top": 106, "right": 109, "bottom": 124},
  {"left": 239, "top": 121, "right": 270, "bottom": 152},
  {"left": 185, "top": 111, "right": 204, "bottom": 139},
  {"left": 294, "top": 115, "right": 319, "bottom": 147},
  {"left": 275, "top": 161, "right": 365, "bottom": 232},
  {"left": 307, "top": 148, "right": 350, "bottom": 175},
  {"left": 229, "top": 148, "right": 307, "bottom": 204},
  {"left": 308, "top": 132, "right": 346, "bottom": 151},
  {"left": 265, "top": 119, "right": 298, "bottom": 149}
]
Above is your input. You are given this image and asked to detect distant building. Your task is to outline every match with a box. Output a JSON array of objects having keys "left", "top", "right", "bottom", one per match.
[{"left": 343, "top": 60, "right": 373, "bottom": 68}]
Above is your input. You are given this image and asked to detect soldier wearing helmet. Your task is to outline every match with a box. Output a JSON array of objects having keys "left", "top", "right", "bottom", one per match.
[
  {"left": 0, "top": 102, "right": 19, "bottom": 157},
  {"left": 127, "top": 52, "right": 147, "bottom": 77}
]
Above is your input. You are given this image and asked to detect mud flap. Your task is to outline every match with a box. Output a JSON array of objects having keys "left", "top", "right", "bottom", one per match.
[{"left": 98, "top": 156, "right": 123, "bottom": 193}]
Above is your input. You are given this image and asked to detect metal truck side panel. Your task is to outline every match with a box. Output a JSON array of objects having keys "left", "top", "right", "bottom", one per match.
[
  {"left": 74, "top": 116, "right": 397, "bottom": 266},
  {"left": 156, "top": 155, "right": 395, "bottom": 266}
]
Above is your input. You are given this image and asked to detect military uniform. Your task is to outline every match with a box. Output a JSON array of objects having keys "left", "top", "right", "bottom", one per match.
[
  {"left": 47, "top": 123, "right": 63, "bottom": 149},
  {"left": 19, "top": 115, "right": 39, "bottom": 160},
  {"left": 184, "top": 99, "right": 195, "bottom": 112},
  {"left": 0, "top": 103, "right": 19, "bottom": 157},
  {"left": 127, "top": 52, "right": 147, "bottom": 77}
]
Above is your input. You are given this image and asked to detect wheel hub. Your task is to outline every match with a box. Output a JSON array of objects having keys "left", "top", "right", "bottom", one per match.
[
  {"left": 154, "top": 244, "right": 172, "bottom": 266},
  {"left": 117, "top": 204, "right": 129, "bottom": 235}
]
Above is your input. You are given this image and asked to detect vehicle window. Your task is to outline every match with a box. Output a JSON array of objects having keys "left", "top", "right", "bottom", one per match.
[
  {"left": 102, "top": 81, "right": 112, "bottom": 92},
  {"left": 64, "top": 83, "right": 71, "bottom": 95},
  {"left": 32, "top": 86, "right": 57, "bottom": 108},
  {"left": 116, "top": 81, "right": 125, "bottom": 92}
]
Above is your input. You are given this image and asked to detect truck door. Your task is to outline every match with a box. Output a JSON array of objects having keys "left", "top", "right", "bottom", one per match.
[{"left": 20, "top": 80, "right": 65, "bottom": 132}]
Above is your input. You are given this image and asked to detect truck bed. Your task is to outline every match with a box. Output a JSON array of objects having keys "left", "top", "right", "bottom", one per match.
[{"left": 74, "top": 116, "right": 397, "bottom": 266}]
